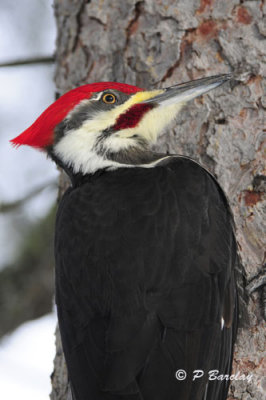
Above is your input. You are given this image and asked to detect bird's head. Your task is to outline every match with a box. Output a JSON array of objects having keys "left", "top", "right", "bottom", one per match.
[{"left": 11, "top": 74, "right": 230, "bottom": 176}]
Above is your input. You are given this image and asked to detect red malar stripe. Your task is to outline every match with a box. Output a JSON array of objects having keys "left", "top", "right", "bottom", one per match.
[{"left": 113, "top": 104, "right": 154, "bottom": 131}]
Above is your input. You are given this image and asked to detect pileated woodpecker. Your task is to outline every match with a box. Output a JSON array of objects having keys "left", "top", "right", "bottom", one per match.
[{"left": 12, "top": 74, "right": 238, "bottom": 400}]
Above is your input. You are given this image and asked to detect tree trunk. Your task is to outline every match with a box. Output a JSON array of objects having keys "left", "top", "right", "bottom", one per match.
[{"left": 51, "top": 1, "right": 265, "bottom": 399}]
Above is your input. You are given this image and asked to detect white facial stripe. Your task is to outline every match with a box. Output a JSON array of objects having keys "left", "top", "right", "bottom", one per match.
[
  {"left": 102, "top": 134, "right": 138, "bottom": 152},
  {"left": 54, "top": 127, "right": 99, "bottom": 173}
]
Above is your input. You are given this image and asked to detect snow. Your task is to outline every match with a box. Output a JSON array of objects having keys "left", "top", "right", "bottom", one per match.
[{"left": 0, "top": 312, "right": 57, "bottom": 400}]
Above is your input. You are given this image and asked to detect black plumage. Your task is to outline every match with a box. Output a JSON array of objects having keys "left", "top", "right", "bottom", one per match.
[{"left": 55, "top": 156, "right": 238, "bottom": 400}]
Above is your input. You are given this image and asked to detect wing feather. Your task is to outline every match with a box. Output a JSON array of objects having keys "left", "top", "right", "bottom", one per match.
[{"left": 55, "top": 157, "right": 238, "bottom": 400}]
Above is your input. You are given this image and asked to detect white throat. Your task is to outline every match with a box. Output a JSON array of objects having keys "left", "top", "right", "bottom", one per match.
[{"left": 54, "top": 130, "right": 170, "bottom": 175}]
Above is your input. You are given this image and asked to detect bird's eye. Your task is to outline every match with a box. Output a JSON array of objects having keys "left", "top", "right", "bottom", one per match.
[{"left": 102, "top": 93, "right": 116, "bottom": 104}]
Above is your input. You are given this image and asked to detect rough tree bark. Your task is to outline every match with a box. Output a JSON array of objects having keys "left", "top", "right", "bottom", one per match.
[{"left": 50, "top": 1, "right": 265, "bottom": 399}]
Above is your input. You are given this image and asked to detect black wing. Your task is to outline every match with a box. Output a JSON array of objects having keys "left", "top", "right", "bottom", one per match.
[{"left": 55, "top": 157, "right": 238, "bottom": 400}]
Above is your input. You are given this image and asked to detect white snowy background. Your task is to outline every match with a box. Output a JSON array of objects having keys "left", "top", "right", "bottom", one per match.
[{"left": 0, "top": 1, "right": 58, "bottom": 398}]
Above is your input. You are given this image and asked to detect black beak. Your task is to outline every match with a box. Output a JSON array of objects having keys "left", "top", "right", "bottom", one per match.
[{"left": 143, "top": 74, "right": 231, "bottom": 106}]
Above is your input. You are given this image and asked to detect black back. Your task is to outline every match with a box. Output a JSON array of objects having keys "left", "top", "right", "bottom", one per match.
[{"left": 55, "top": 156, "right": 238, "bottom": 400}]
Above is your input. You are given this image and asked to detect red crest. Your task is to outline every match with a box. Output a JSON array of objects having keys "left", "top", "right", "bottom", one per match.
[{"left": 10, "top": 82, "right": 142, "bottom": 149}]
